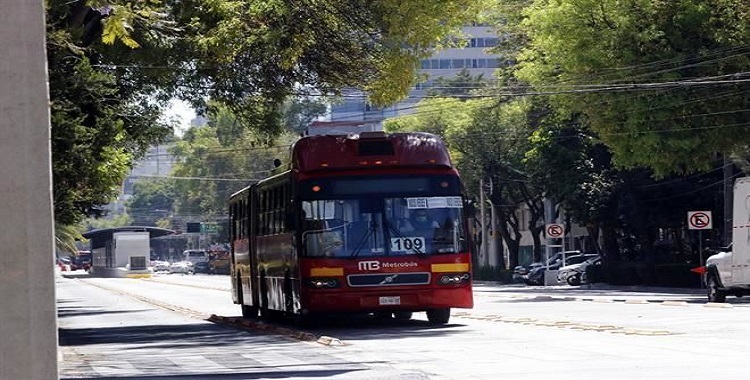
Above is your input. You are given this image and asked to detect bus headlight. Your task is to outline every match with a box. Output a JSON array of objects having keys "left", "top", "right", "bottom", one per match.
[
  {"left": 308, "top": 278, "right": 339, "bottom": 289},
  {"left": 440, "top": 273, "right": 470, "bottom": 284}
]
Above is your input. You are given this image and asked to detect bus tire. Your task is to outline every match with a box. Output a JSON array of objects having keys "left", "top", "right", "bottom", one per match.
[
  {"left": 259, "top": 272, "right": 271, "bottom": 319},
  {"left": 284, "top": 272, "right": 294, "bottom": 314},
  {"left": 237, "top": 274, "right": 258, "bottom": 318},
  {"left": 426, "top": 308, "right": 450, "bottom": 324},
  {"left": 241, "top": 305, "right": 258, "bottom": 319},
  {"left": 393, "top": 311, "right": 412, "bottom": 320}
]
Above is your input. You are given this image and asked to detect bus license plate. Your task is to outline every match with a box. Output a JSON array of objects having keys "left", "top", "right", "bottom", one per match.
[{"left": 379, "top": 296, "right": 401, "bottom": 305}]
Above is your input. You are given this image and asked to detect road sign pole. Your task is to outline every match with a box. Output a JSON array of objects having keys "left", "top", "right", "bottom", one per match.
[{"left": 699, "top": 229, "right": 704, "bottom": 288}]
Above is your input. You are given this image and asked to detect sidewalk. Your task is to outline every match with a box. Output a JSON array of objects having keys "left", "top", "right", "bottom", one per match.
[{"left": 473, "top": 281, "right": 707, "bottom": 303}]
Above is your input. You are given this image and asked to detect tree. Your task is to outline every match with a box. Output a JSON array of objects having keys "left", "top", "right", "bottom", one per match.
[
  {"left": 47, "top": 1, "right": 177, "bottom": 225},
  {"left": 126, "top": 180, "right": 176, "bottom": 226},
  {"left": 169, "top": 107, "right": 298, "bottom": 223},
  {"left": 511, "top": 0, "right": 750, "bottom": 177},
  {"left": 281, "top": 97, "right": 329, "bottom": 134},
  {"left": 428, "top": 68, "right": 489, "bottom": 98},
  {"left": 385, "top": 97, "right": 548, "bottom": 268},
  {"left": 47, "top": 0, "right": 487, "bottom": 226}
]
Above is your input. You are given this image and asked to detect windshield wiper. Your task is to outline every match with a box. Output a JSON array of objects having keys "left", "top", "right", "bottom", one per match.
[
  {"left": 383, "top": 218, "right": 426, "bottom": 257},
  {"left": 350, "top": 221, "right": 377, "bottom": 258}
]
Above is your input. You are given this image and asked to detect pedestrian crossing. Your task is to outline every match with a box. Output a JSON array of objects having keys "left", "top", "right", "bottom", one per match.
[{"left": 59, "top": 344, "right": 412, "bottom": 379}]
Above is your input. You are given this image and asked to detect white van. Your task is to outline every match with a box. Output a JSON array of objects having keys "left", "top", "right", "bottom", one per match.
[{"left": 182, "top": 249, "right": 209, "bottom": 264}]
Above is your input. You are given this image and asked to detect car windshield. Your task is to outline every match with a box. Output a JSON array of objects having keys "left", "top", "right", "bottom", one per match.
[{"left": 301, "top": 196, "right": 466, "bottom": 258}]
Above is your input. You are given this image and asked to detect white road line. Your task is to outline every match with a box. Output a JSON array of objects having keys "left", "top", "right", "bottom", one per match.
[
  {"left": 90, "top": 360, "right": 143, "bottom": 377},
  {"left": 169, "top": 355, "right": 232, "bottom": 373},
  {"left": 242, "top": 352, "right": 328, "bottom": 371}
]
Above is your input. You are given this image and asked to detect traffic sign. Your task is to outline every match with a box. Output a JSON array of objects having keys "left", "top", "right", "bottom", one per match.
[
  {"left": 201, "top": 222, "right": 219, "bottom": 234},
  {"left": 687, "top": 211, "right": 712, "bottom": 230},
  {"left": 545, "top": 223, "right": 564, "bottom": 238}
]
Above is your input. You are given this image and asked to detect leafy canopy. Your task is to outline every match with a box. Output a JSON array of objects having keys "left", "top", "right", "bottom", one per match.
[{"left": 512, "top": 0, "right": 750, "bottom": 176}]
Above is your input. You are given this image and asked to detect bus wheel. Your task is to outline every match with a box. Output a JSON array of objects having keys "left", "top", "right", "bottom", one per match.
[
  {"left": 236, "top": 274, "right": 257, "bottom": 318},
  {"left": 241, "top": 304, "right": 258, "bottom": 319},
  {"left": 393, "top": 311, "right": 412, "bottom": 320},
  {"left": 426, "top": 308, "right": 450, "bottom": 324},
  {"left": 259, "top": 273, "right": 271, "bottom": 319}
]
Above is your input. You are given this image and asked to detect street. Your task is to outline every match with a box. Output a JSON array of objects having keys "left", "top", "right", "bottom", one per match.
[{"left": 58, "top": 272, "right": 750, "bottom": 379}]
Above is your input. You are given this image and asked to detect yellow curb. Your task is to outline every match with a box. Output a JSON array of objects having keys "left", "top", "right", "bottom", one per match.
[
  {"left": 703, "top": 303, "right": 733, "bottom": 308},
  {"left": 624, "top": 299, "right": 649, "bottom": 304},
  {"left": 617, "top": 329, "right": 672, "bottom": 336},
  {"left": 317, "top": 336, "right": 344, "bottom": 346},
  {"left": 660, "top": 301, "right": 689, "bottom": 306}
]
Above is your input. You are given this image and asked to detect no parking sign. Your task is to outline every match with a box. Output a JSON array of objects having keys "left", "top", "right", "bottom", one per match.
[
  {"left": 687, "top": 211, "right": 712, "bottom": 230},
  {"left": 545, "top": 223, "right": 564, "bottom": 238}
]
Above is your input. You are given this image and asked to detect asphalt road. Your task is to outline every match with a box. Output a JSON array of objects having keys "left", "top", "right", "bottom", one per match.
[{"left": 57, "top": 272, "right": 750, "bottom": 380}]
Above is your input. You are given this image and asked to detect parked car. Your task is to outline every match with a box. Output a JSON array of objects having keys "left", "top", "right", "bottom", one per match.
[
  {"left": 513, "top": 251, "right": 582, "bottom": 283},
  {"left": 182, "top": 249, "right": 209, "bottom": 265},
  {"left": 524, "top": 253, "right": 597, "bottom": 285},
  {"left": 169, "top": 261, "right": 194, "bottom": 274},
  {"left": 192, "top": 261, "right": 210, "bottom": 274},
  {"left": 208, "top": 256, "right": 230, "bottom": 274},
  {"left": 151, "top": 260, "right": 171, "bottom": 273},
  {"left": 557, "top": 255, "right": 601, "bottom": 285},
  {"left": 56, "top": 256, "right": 72, "bottom": 271},
  {"left": 69, "top": 251, "right": 91, "bottom": 271}
]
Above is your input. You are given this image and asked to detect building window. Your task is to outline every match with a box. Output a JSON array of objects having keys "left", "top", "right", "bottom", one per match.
[{"left": 485, "top": 38, "right": 499, "bottom": 47}]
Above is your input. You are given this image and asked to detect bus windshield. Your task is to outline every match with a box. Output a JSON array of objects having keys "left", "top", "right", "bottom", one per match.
[{"left": 301, "top": 196, "right": 467, "bottom": 258}]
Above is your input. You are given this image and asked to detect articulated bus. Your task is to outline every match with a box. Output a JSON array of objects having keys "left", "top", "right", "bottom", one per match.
[{"left": 229, "top": 131, "right": 473, "bottom": 324}]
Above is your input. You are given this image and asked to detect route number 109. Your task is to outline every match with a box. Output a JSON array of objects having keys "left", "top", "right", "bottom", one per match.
[{"left": 390, "top": 237, "right": 425, "bottom": 253}]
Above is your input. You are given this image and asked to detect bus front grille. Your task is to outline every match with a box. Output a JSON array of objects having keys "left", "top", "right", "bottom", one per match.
[{"left": 347, "top": 272, "right": 431, "bottom": 287}]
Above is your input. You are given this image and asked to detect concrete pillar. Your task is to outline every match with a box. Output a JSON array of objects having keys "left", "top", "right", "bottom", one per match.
[{"left": 0, "top": 1, "right": 58, "bottom": 379}]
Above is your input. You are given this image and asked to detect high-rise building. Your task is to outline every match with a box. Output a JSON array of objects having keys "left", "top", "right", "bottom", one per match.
[{"left": 318, "top": 25, "right": 502, "bottom": 134}]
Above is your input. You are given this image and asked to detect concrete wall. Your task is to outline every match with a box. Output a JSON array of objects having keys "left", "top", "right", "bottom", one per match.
[{"left": 0, "top": 1, "right": 58, "bottom": 379}]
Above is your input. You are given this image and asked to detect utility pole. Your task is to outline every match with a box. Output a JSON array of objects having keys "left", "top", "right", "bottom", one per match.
[
  {"left": 0, "top": 1, "right": 58, "bottom": 378},
  {"left": 723, "top": 156, "right": 733, "bottom": 246},
  {"left": 479, "top": 178, "right": 488, "bottom": 267}
]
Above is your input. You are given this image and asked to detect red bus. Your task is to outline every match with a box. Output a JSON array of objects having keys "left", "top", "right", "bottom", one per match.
[{"left": 229, "top": 131, "right": 473, "bottom": 324}]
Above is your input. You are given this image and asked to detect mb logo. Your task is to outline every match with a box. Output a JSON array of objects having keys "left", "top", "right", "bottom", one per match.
[{"left": 358, "top": 261, "right": 380, "bottom": 271}]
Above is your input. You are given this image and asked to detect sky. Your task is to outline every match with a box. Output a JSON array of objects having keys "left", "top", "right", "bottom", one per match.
[{"left": 164, "top": 99, "right": 195, "bottom": 136}]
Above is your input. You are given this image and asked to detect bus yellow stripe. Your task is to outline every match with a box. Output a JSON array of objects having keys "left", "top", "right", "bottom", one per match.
[
  {"left": 310, "top": 267, "right": 344, "bottom": 276},
  {"left": 431, "top": 263, "right": 469, "bottom": 273}
]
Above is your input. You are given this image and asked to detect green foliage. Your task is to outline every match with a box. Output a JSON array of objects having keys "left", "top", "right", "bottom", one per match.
[
  {"left": 427, "top": 68, "right": 489, "bottom": 98},
  {"left": 181, "top": 0, "right": 484, "bottom": 109},
  {"left": 126, "top": 180, "right": 176, "bottom": 226},
  {"left": 84, "top": 214, "right": 132, "bottom": 230},
  {"left": 510, "top": 0, "right": 750, "bottom": 177},
  {"left": 46, "top": 0, "right": 487, "bottom": 227},
  {"left": 281, "top": 98, "right": 328, "bottom": 134},
  {"left": 386, "top": 96, "right": 548, "bottom": 264},
  {"left": 47, "top": 1, "right": 176, "bottom": 225},
  {"left": 169, "top": 107, "right": 297, "bottom": 220},
  {"left": 55, "top": 223, "right": 86, "bottom": 255}
]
